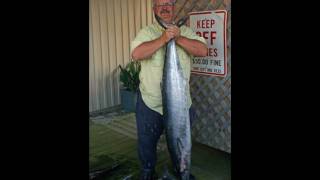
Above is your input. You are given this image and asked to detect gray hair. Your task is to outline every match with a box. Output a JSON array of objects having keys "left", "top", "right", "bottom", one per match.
[{"left": 153, "top": 0, "right": 176, "bottom": 7}]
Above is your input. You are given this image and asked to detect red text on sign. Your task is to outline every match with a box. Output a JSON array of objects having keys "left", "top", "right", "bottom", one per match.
[
  {"left": 196, "top": 31, "right": 216, "bottom": 45},
  {"left": 196, "top": 19, "right": 215, "bottom": 28}
]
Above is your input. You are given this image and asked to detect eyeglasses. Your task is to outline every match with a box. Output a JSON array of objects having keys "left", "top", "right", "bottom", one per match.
[{"left": 154, "top": 2, "right": 174, "bottom": 7}]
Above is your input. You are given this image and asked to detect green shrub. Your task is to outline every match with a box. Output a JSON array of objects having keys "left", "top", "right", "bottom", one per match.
[{"left": 119, "top": 61, "right": 141, "bottom": 92}]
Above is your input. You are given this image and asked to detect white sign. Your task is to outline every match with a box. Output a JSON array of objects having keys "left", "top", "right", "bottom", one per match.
[{"left": 189, "top": 10, "right": 227, "bottom": 77}]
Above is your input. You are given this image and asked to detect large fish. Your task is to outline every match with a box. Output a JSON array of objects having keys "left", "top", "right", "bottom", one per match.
[{"left": 155, "top": 14, "right": 192, "bottom": 180}]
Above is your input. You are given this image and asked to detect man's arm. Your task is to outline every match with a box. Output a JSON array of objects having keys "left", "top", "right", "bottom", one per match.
[
  {"left": 131, "top": 29, "right": 175, "bottom": 61},
  {"left": 131, "top": 38, "right": 165, "bottom": 61},
  {"left": 131, "top": 25, "right": 207, "bottom": 60},
  {"left": 176, "top": 36, "right": 207, "bottom": 57},
  {"left": 167, "top": 25, "right": 207, "bottom": 57}
]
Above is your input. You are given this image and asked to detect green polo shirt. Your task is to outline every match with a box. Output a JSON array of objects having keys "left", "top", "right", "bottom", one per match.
[{"left": 131, "top": 22, "right": 206, "bottom": 115}]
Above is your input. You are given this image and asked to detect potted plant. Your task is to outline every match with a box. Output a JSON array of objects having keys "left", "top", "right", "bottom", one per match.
[{"left": 118, "top": 61, "right": 141, "bottom": 112}]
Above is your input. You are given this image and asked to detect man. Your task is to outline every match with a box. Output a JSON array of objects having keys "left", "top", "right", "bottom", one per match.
[{"left": 131, "top": 0, "right": 207, "bottom": 179}]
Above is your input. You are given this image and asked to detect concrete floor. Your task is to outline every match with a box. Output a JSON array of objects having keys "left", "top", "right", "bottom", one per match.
[{"left": 89, "top": 109, "right": 231, "bottom": 180}]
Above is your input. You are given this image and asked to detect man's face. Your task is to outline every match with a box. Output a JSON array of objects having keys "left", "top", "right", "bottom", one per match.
[{"left": 153, "top": 0, "right": 175, "bottom": 24}]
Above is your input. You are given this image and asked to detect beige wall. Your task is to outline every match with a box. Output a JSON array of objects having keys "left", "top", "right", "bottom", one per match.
[{"left": 89, "top": 0, "right": 154, "bottom": 112}]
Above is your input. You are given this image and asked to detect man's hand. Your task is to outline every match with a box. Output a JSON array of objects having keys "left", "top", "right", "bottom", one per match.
[
  {"left": 160, "top": 25, "right": 181, "bottom": 43},
  {"left": 132, "top": 26, "right": 180, "bottom": 60}
]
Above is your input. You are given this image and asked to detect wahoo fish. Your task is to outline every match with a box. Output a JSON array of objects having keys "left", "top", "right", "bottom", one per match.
[{"left": 155, "top": 14, "right": 192, "bottom": 180}]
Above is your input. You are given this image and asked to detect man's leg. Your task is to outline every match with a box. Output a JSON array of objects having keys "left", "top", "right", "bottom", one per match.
[
  {"left": 135, "top": 90, "right": 164, "bottom": 179},
  {"left": 189, "top": 105, "right": 196, "bottom": 127},
  {"left": 189, "top": 105, "right": 197, "bottom": 180}
]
